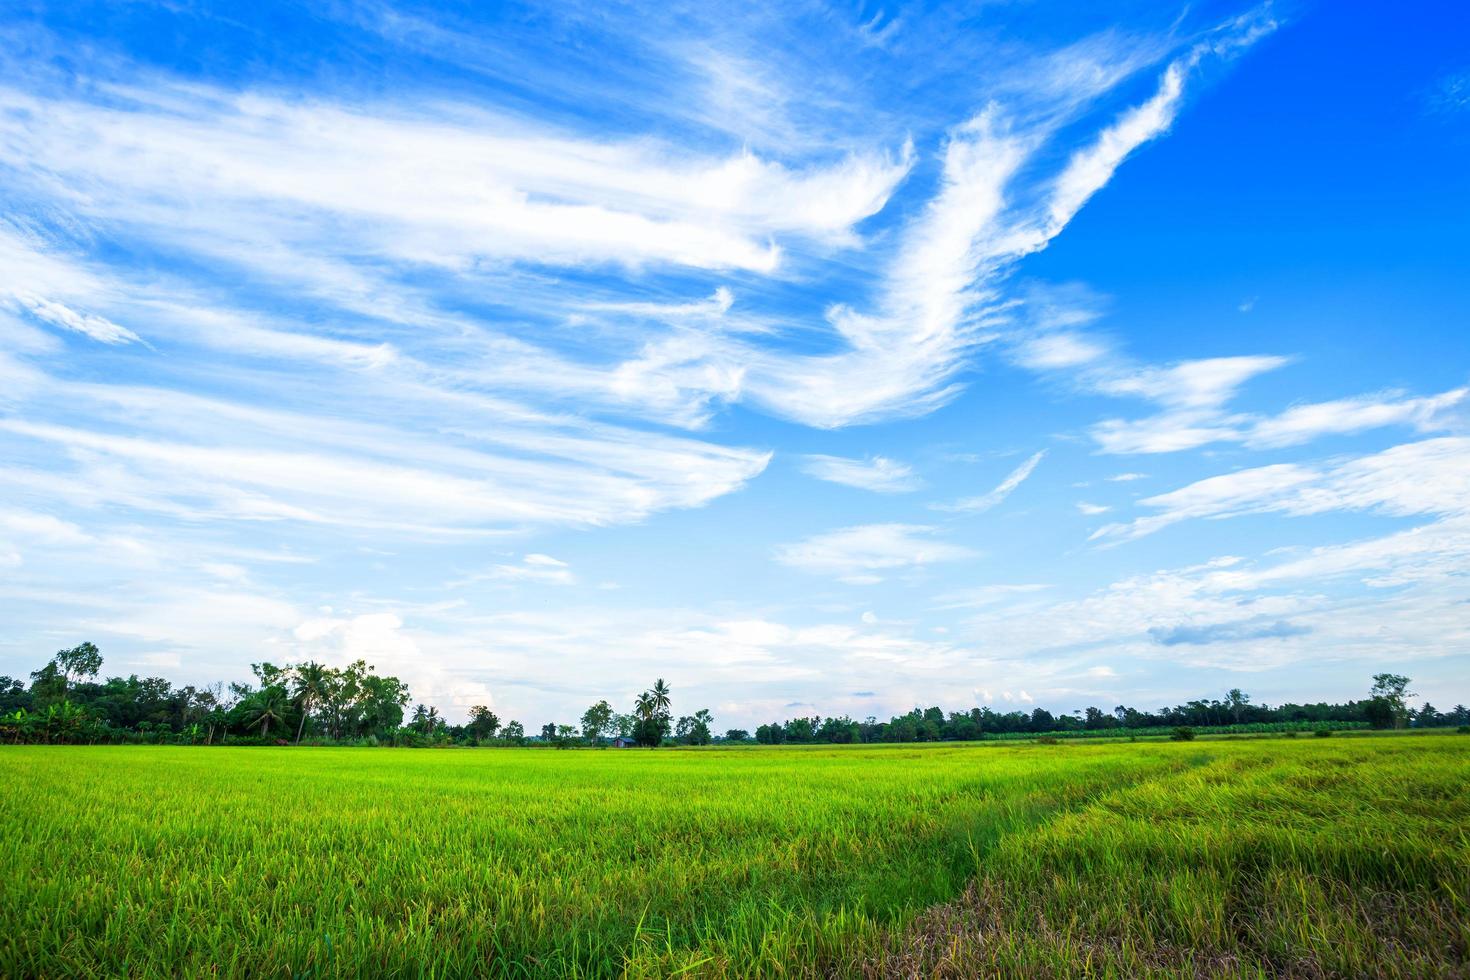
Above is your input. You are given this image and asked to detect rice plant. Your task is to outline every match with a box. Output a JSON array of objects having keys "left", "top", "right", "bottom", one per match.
[{"left": 1, "top": 735, "right": 1464, "bottom": 977}]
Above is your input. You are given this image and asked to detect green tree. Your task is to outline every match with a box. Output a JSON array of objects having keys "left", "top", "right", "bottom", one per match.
[
  {"left": 580, "top": 700, "right": 614, "bottom": 746},
  {"left": 1368, "top": 673, "right": 1415, "bottom": 729},
  {"left": 242, "top": 689, "right": 289, "bottom": 737},
  {"left": 682, "top": 708, "right": 713, "bottom": 745},
  {"left": 633, "top": 681, "right": 673, "bottom": 747},
  {"left": 468, "top": 705, "right": 501, "bottom": 740},
  {"left": 291, "top": 661, "right": 331, "bottom": 744},
  {"left": 55, "top": 643, "right": 103, "bottom": 688},
  {"left": 1225, "top": 688, "right": 1251, "bottom": 723},
  {"left": 651, "top": 678, "right": 671, "bottom": 716},
  {"left": 502, "top": 720, "right": 525, "bottom": 744}
]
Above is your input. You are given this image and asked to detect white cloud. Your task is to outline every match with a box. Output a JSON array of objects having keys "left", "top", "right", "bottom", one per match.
[
  {"left": 450, "top": 554, "right": 576, "bottom": 587},
  {"left": 741, "top": 18, "right": 1273, "bottom": 429},
  {"left": 1076, "top": 502, "right": 1111, "bottom": 515},
  {"left": 1046, "top": 60, "right": 1187, "bottom": 231},
  {"left": 0, "top": 381, "right": 772, "bottom": 534},
  {"left": 1090, "top": 351, "right": 1465, "bottom": 455},
  {"left": 1013, "top": 331, "right": 1109, "bottom": 369},
  {"left": 1091, "top": 437, "right": 1470, "bottom": 544},
  {"left": 800, "top": 454, "right": 922, "bottom": 493},
  {"left": 774, "top": 523, "right": 977, "bottom": 584},
  {"left": 10, "top": 292, "right": 142, "bottom": 345},
  {"left": 1244, "top": 387, "right": 1467, "bottom": 449},
  {"left": 1096, "top": 355, "right": 1288, "bottom": 411},
  {"left": 0, "top": 85, "right": 914, "bottom": 276},
  {"left": 933, "top": 450, "right": 1046, "bottom": 513}
]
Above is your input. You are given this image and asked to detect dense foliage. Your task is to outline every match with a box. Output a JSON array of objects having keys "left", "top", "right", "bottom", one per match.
[
  {"left": 1, "top": 647, "right": 414, "bottom": 746},
  {"left": 0, "top": 647, "right": 723, "bottom": 748},
  {"left": 750, "top": 677, "right": 1465, "bottom": 744},
  {"left": 1, "top": 737, "right": 1466, "bottom": 977},
  {"left": 2, "top": 644, "right": 1462, "bottom": 748}
]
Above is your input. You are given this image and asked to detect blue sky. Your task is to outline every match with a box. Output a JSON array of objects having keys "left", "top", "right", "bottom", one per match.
[{"left": 2, "top": 0, "right": 1468, "bottom": 727}]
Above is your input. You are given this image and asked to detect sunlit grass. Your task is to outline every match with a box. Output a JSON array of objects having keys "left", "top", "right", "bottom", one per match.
[{"left": 1, "top": 736, "right": 1465, "bottom": 977}]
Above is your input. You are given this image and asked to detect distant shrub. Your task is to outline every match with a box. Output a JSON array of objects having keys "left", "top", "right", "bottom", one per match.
[
  {"left": 1458, "top": 725, "right": 1470, "bottom": 734},
  {"left": 1283, "top": 731, "right": 1299, "bottom": 738},
  {"left": 1170, "top": 726, "right": 1196, "bottom": 742},
  {"left": 1315, "top": 728, "right": 1333, "bottom": 738},
  {"left": 1036, "top": 736, "right": 1060, "bottom": 745}
]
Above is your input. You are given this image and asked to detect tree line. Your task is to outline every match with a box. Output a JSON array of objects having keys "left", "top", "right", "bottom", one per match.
[
  {"left": 746, "top": 675, "right": 1469, "bottom": 744},
  {"left": 2, "top": 644, "right": 1465, "bottom": 747},
  {"left": 0, "top": 644, "right": 722, "bottom": 747}
]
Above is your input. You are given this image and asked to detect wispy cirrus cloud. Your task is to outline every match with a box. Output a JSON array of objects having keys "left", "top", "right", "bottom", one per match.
[
  {"left": 800, "top": 454, "right": 922, "bottom": 493},
  {"left": 933, "top": 450, "right": 1046, "bottom": 513},
  {"left": 774, "top": 523, "right": 977, "bottom": 584},
  {"left": 1079, "top": 352, "right": 1464, "bottom": 455},
  {"left": 1090, "top": 437, "right": 1470, "bottom": 544}
]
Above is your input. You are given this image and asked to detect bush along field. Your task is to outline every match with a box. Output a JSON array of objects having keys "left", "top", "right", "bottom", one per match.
[{"left": 1, "top": 735, "right": 1467, "bottom": 978}]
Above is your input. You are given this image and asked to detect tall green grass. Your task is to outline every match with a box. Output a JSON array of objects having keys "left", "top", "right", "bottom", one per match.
[{"left": 1, "top": 736, "right": 1464, "bottom": 977}]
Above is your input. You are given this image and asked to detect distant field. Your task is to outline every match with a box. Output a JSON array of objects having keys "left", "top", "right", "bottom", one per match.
[{"left": 2, "top": 736, "right": 1466, "bottom": 978}]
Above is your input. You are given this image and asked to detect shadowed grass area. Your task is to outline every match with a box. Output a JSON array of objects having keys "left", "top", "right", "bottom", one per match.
[{"left": 0, "top": 736, "right": 1465, "bottom": 977}]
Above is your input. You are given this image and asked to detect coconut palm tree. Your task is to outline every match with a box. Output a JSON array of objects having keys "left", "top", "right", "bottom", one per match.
[
  {"left": 291, "top": 661, "right": 330, "bottom": 744},
  {"left": 634, "top": 692, "right": 656, "bottom": 721},
  {"left": 651, "top": 678, "right": 671, "bottom": 716},
  {"left": 243, "top": 690, "right": 288, "bottom": 738}
]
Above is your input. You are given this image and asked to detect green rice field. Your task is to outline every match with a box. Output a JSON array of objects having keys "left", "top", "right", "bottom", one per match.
[{"left": 2, "top": 735, "right": 1467, "bottom": 978}]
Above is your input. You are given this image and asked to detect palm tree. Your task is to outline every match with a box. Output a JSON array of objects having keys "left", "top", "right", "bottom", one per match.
[
  {"left": 634, "top": 692, "right": 656, "bottom": 721},
  {"left": 651, "top": 678, "right": 671, "bottom": 716},
  {"left": 243, "top": 690, "right": 288, "bottom": 738},
  {"left": 424, "top": 706, "right": 440, "bottom": 735},
  {"left": 291, "top": 661, "right": 330, "bottom": 744}
]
